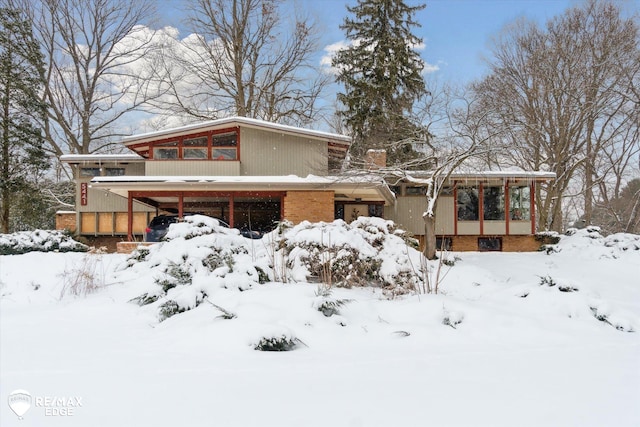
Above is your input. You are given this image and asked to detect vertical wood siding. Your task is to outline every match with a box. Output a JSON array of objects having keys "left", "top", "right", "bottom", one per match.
[{"left": 239, "top": 128, "right": 328, "bottom": 176}]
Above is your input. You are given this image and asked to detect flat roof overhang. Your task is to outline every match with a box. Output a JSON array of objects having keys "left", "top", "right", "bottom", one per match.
[{"left": 90, "top": 175, "right": 396, "bottom": 206}]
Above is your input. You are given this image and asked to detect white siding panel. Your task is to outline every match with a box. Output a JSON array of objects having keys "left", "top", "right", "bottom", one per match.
[
  {"left": 458, "top": 222, "right": 480, "bottom": 235},
  {"left": 146, "top": 161, "right": 240, "bottom": 176},
  {"left": 510, "top": 221, "right": 532, "bottom": 235},
  {"left": 434, "top": 196, "right": 454, "bottom": 234},
  {"left": 484, "top": 221, "right": 506, "bottom": 235}
]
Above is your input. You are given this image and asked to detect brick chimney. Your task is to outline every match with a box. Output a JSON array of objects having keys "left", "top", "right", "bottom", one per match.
[{"left": 365, "top": 149, "right": 387, "bottom": 170}]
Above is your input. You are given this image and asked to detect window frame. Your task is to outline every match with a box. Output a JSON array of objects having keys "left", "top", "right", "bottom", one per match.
[
  {"left": 148, "top": 127, "right": 240, "bottom": 161},
  {"left": 457, "top": 186, "right": 479, "bottom": 221}
]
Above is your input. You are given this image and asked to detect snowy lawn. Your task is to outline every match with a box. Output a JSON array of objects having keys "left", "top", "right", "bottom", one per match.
[{"left": 1, "top": 221, "right": 639, "bottom": 427}]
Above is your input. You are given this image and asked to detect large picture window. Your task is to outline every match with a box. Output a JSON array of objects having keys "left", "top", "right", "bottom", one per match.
[
  {"left": 509, "top": 185, "right": 531, "bottom": 220},
  {"left": 149, "top": 129, "right": 239, "bottom": 160},
  {"left": 457, "top": 187, "right": 479, "bottom": 221},
  {"left": 483, "top": 186, "right": 505, "bottom": 220}
]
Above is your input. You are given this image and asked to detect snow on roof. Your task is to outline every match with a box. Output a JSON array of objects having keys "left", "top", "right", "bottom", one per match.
[
  {"left": 60, "top": 154, "right": 144, "bottom": 163},
  {"left": 402, "top": 170, "right": 556, "bottom": 180},
  {"left": 121, "top": 116, "right": 352, "bottom": 145},
  {"left": 90, "top": 174, "right": 396, "bottom": 205},
  {"left": 90, "top": 174, "right": 384, "bottom": 185}
]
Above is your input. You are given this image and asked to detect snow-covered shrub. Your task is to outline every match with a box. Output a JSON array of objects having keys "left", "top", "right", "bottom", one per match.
[
  {"left": 0, "top": 229, "right": 88, "bottom": 255},
  {"left": 551, "top": 227, "right": 640, "bottom": 256},
  {"left": 127, "top": 247, "right": 150, "bottom": 265},
  {"left": 155, "top": 261, "right": 193, "bottom": 292},
  {"left": 589, "top": 305, "right": 634, "bottom": 332},
  {"left": 535, "top": 231, "right": 561, "bottom": 245},
  {"left": 129, "top": 292, "right": 160, "bottom": 306},
  {"left": 539, "top": 275, "right": 557, "bottom": 287},
  {"left": 158, "top": 300, "right": 185, "bottom": 321},
  {"left": 254, "top": 335, "right": 299, "bottom": 351},
  {"left": 275, "top": 218, "right": 427, "bottom": 295},
  {"left": 442, "top": 309, "right": 464, "bottom": 329},
  {"left": 313, "top": 286, "right": 352, "bottom": 317}
]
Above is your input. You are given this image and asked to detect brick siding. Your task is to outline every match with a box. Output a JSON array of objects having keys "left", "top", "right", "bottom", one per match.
[{"left": 283, "top": 191, "right": 334, "bottom": 224}]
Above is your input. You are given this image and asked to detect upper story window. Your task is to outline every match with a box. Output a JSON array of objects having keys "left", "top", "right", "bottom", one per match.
[
  {"left": 153, "top": 141, "right": 178, "bottom": 159},
  {"left": 405, "top": 186, "right": 425, "bottom": 196},
  {"left": 509, "top": 185, "right": 531, "bottom": 220},
  {"left": 212, "top": 132, "right": 238, "bottom": 160},
  {"left": 457, "top": 187, "right": 479, "bottom": 221},
  {"left": 80, "top": 167, "right": 101, "bottom": 177},
  {"left": 148, "top": 128, "right": 239, "bottom": 161},
  {"left": 105, "top": 167, "right": 125, "bottom": 176},
  {"left": 183, "top": 136, "right": 208, "bottom": 159}
]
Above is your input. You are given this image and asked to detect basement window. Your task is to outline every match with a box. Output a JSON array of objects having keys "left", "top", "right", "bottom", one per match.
[
  {"left": 478, "top": 237, "right": 502, "bottom": 252},
  {"left": 436, "top": 237, "right": 452, "bottom": 251}
]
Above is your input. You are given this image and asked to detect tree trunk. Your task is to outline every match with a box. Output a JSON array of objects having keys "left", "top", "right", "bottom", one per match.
[{"left": 423, "top": 214, "right": 437, "bottom": 260}]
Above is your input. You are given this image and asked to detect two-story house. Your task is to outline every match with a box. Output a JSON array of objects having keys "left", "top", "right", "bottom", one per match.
[{"left": 59, "top": 117, "right": 554, "bottom": 252}]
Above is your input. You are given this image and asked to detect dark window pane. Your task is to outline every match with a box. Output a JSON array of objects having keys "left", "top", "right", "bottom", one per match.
[
  {"left": 105, "top": 168, "right": 125, "bottom": 176},
  {"left": 436, "top": 237, "right": 452, "bottom": 251},
  {"left": 483, "top": 186, "right": 505, "bottom": 220},
  {"left": 212, "top": 148, "right": 237, "bottom": 160},
  {"left": 368, "top": 204, "right": 384, "bottom": 217},
  {"left": 183, "top": 136, "right": 207, "bottom": 147},
  {"left": 183, "top": 148, "right": 207, "bottom": 159},
  {"left": 213, "top": 133, "right": 237, "bottom": 147},
  {"left": 479, "top": 237, "right": 502, "bottom": 251},
  {"left": 80, "top": 167, "right": 100, "bottom": 177},
  {"left": 509, "top": 186, "right": 531, "bottom": 220},
  {"left": 457, "top": 187, "right": 479, "bottom": 221},
  {"left": 405, "top": 186, "right": 425, "bottom": 196},
  {"left": 154, "top": 148, "right": 178, "bottom": 159}
]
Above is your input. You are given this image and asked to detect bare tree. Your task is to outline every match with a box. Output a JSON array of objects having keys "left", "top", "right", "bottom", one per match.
[
  {"left": 153, "top": 0, "right": 328, "bottom": 126},
  {"left": 472, "top": 1, "right": 639, "bottom": 232},
  {"left": 14, "top": 0, "right": 164, "bottom": 158},
  {"left": 371, "top": 85, "right": 500, "bottom": 260}
]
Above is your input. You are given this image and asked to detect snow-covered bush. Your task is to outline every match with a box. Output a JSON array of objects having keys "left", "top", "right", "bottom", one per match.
[
  {"left": 275, "top": 218, "right": 427, "bottom": 294},
  {"left": 254, "top": 335, "right": 299, "bottom": 351},
  {"left": 125, "top": 215, "right": 272, "bottom": 320},
  {"left": 541, "top": 227, "right": 640, "bottom": 255},
  {"left": 0, "top": 229, "right": 88, "bottom": 255}
]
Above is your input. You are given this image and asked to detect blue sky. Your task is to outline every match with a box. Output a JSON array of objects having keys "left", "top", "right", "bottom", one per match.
[{"left": 154, "top": 0, "right": 595, "bottom": 83}]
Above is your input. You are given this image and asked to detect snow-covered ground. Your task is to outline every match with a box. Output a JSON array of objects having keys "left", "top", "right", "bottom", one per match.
[{"left": 1, "top": 220, "right": 639, "bottom": 427}]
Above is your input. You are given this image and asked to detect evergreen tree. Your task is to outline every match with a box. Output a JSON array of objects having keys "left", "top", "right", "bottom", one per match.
[
  {"left": 332, "top": 0, "right": 428, "bottom": 166},
  {"left": 0, "top": 7, "right": 49, "bottom": 233}
]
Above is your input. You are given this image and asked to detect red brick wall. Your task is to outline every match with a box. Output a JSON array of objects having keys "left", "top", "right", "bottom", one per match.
[
  {"left": 450, "top": 235, "right": 540, "bottom": 252},
  {"left": 283, "top": 191, "right": 334, "bottom": 224},
  {"left": 56, "top": 212, "right": 76, "bottom": 232}
]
